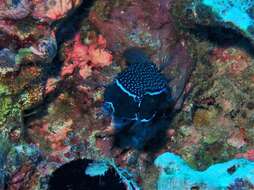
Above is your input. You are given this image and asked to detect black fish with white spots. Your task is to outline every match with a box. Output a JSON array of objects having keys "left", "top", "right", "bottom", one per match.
[{"left": 103, "top": 48, "right": 172, "bottom": 129}]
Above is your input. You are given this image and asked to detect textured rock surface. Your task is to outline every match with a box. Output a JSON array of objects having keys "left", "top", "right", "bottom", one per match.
[{"left": 0, "top": 0, "right": 254, "bottom": 189}]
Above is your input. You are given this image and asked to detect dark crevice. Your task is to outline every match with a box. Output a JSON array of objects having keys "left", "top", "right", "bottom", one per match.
[
  {"left": 49, "top": 0, "right": 96, "bottom": 77},
  {"left": 113, "top": 106, "right": 177, "bottom": 150},
  {"left": 52, "top": 0, "right": 95, "bottom": 46},
  {"left": 48, "top": 159, "right": 127, "bottom": 190},
  {"left": 22, "top": 0, "right": 96, "bottom": 127},
  {"left": 189, "top": 24, "right": 254, "bottom": 57}
]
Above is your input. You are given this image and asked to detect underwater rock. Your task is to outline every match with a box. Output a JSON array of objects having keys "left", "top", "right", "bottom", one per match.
[
  {"left": 0, "top": 0, "right": 59, "bottom": 79},
  {"left": 1, "top": 140, "right": 42, "bottom": 190},
  {"left": 237, "top": 149, "right": 254, "bottom": 161},
  {"left": 227, "top": 129, "right": 247, "bottom": 149},
  {"left": 210, "top": 47, "right": 252, "bottom": 77},
  {"left": 32, "top": 0, "right": 82, "bottom": 22},
  {"left": 89, "top": 0, "right": 194, "bottom": 150},
  {"left": 26, "top": 90, "right": 102, "bottom": 164},
  {"left": 0, "top": 84, "right": 13, "bottom": 127},
  {"left": 167, "top": 31, "right": 254, "bottom": 168},
  {"left": 4, "top": 0, "right": 254, "bottom": 189},
  {"left": 45, "top": 77, "right": 60, "bottom": 95},
  {"left": 0, "top": 35, "right": 57, "bottom": 67},
  {"left": 0, "top": 0, "right": 82, "bottom": 22},
  {"left": 0, "top": 0, "right": 32, "bottom": 20},
  {"left": 89, "top": 0, "right": 194, "bottom": 108},
  {"left": 0, "top": 48, "right": 19, "bottom": 75},
  {"left": 89, "top": 0, "right": 177, "bottom": 54},
  {"left": 0, "top": 1, "right": 114, "bottom": 189},
  {"left": 0, "top": 135, "right": 11, "bottom": 189},
  {"left": 183, "top": 0, "right": 254, "bottom": 43},
  {"left": 28, "top": 114, "right": 75, "bottom": 163},
  {"left": 155, "top": 152, "right": 254, "bottom": 190},
  {"left": 0, "top": 83, "right": 23, "bottom": 133},
  {"left": 0, "top": 0, "right": 82, "bottom": 65},
  {"left": 228, "top": 178, "right": 254, "bottom": 190},
  {"left": 29, "top": 35, "right": 57, "bottom": 63}
]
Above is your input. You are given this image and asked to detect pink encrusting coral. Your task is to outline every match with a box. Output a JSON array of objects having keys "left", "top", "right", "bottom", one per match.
[
  {"left": 45, "top": 77, "right": 60, "bottom": 95},
  {"left": 236, "top": 149, "right": 254, "bottom": 161},
  {"left": 61, "top": 33, "right": 112, "bottom": 79}
]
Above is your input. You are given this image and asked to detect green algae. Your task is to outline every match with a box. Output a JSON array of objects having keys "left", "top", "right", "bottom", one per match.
[
  {"left": 15, "top": 48, "right": 33, "bottom": 65},
  {"left": 0, "top": 83, "right": 23, "bottom": 133},
  {"left": 180, "top": 146, "right": 200, "bottom": 169},
  {"left": 0, "top": 84, "right": 12, "bottom": 127},
  {"left": 92, "top": 1, "right": 112, "bottom": 20}
]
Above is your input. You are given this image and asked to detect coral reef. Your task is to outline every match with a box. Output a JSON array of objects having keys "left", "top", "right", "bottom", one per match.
[
  {"left": 0, "top": 0, "right": 254, "bottom": 189},
  {"left": 198, "top": 0, "right": 254, "bottom": 41},
  {"left": 176, "top": 0, "right": 254, "bottom": 43},
  {"left": 33, "top": 0, "right": 82, "bottom": 22},
  {"left": 237, "top": 149, "right": 254, "bottom": 161},
  {"left": 0, "top": 0, "right": 82, "bottom": 22},
  {"left": 61, "top": 32, "right": 112, "bottom": 79},
  {"left": 89, "top": 0, "right": 194, "bottom": 108}
]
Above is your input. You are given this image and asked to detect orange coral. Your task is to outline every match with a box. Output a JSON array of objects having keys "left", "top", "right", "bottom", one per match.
[
  {"left": 97, "top": 34, "right": 107, "bottom": 48},
  {"left": 88, "top": 45, "right": 112, "bottom": 67},
  {"left": 61, "top": 33, "right": 112, "bottom": 79},
  {"left": 45, "top": 77, "right": 59, "bottom": 95},
  {"left": 78, "top": 64, "right": 92, "bottom": 79},
  {"left": 66, "top": 33, "right": 89, "bottom": 65}
]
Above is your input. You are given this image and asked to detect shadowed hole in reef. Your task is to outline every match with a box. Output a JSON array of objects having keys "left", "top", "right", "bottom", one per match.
[
  {"left": 189, "top": 24, "right": 254, "bottom": 57},
  {"left": 112, "top": 105, "right": 176, "bottom": 150},
  {"left": 48, "top": 159, "right": 127, "bottom": 190},
  {"left": 23, "top": 0, "right": 95, "bottom": 125},
  {"left": 49, "top": 0, "right": 96, "bottom": 77}
]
